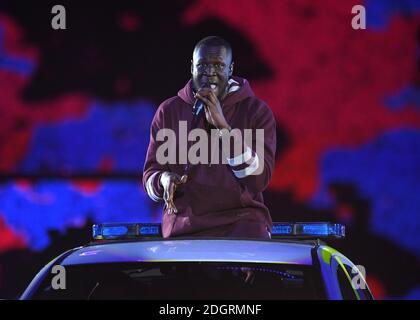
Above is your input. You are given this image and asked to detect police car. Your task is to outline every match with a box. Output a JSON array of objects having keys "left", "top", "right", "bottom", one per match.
[{"left": 20, "top": 222, "right": 374, "bottom": 300}]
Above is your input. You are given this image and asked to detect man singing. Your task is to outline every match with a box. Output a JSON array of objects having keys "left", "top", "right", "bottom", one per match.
[{"left": 142, "top": 36, "right": 276, "bottom": 239}]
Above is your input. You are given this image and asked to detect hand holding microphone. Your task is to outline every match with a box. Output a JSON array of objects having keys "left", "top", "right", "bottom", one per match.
[{"left": 194, "top": 86, "right": 231, "bottom": 131}]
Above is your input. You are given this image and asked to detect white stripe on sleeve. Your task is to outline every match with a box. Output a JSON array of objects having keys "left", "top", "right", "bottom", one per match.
[
  {"left": 227, "top": 146, "right": 253, "bottom": 166},
  {"left": 146, "top": 171, "right": 162, "bottom": 202},
  {"left": 232, "top": 153, "right": 260, "bottom": 178}
]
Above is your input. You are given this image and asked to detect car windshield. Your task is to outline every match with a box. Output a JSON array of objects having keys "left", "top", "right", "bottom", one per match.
[{"left": 32, "top": 262, "right": 323, "bottom": 300}]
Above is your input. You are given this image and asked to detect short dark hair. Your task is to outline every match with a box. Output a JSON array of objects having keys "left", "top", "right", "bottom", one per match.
[{"left": 193, "top": 36, "right": 233, "bottom": 61}]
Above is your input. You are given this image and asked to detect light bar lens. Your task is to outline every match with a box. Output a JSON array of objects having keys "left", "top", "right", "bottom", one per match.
[
  {"left": 272, "top": 223, "right": 345, "bottom": 238},
  {"left": 272, "top": 224, "right": 293, "bottom": 235},
  {"left": 139, "top": 225, "right": 161, "bottom": 235},
  {"left": 93, "top": 223, "right": 161, "bottom": 240}
]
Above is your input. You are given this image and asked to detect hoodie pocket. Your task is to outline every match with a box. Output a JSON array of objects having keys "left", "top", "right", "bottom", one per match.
[{"left": 178, "top": 164, "right": 244, "bottom": 216}]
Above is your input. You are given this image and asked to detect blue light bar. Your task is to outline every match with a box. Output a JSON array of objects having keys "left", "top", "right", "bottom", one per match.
[
  {"left": 272, "top": 222, "right": 345, "bottom": 238},
  {"left": 93, "top": 223, "right": 161, "bottom": 240},
  {"left": 92, "top": 222, "right": 344, "bottom": 240}
]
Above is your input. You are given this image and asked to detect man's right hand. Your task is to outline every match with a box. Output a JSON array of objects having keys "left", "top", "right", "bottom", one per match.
[{"left": 160, "top": 171, "right": 188, "bottom": 215}]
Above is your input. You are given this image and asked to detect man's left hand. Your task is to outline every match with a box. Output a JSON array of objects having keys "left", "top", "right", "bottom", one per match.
[{"left": 195, "top": 88, "right": 230, "bottom": 130}]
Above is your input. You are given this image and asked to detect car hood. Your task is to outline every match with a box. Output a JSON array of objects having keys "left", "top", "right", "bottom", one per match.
[{"left": 61, "top": 239, "right": 313, "bottom": 266}]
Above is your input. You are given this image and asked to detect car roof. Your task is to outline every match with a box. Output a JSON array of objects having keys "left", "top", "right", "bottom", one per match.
[{"left": 61, "top": 238, "right": 315, "bottom": 266}]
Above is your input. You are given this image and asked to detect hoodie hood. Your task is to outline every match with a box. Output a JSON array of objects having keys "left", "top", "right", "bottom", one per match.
[{"left": 177, "top": 76, "right": 255, "bottom": 107}]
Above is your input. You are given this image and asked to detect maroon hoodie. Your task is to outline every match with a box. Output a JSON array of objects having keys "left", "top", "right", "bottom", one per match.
[{"left": 142, "top": 76, "right": 276, "bottom": 238}]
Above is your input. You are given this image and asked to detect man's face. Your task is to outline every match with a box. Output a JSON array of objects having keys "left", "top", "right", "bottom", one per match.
[{"left": 191, "top": 45, "right": 233, "bottom": 100}]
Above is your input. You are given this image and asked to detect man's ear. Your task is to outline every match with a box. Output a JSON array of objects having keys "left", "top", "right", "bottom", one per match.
[
  {"left": 190, "top": 60, "right": 194, "bottom": 75},
  {"left": 229, "top": 62, "right": 234, "bottom": 76}
]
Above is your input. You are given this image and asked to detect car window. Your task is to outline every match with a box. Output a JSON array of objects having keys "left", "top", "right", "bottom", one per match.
[
  {"left": 335, "top": 259, "right": 374, "bottom": 300},
  {"left": 31, "top": 262, "right": 323, "bottom": 300},
  {"left": 336, "top": 263, "right": 357, "bottom": 300}
]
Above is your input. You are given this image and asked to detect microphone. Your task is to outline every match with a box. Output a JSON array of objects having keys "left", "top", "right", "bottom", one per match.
[
  {"left": 192, "top": 99, "right": 205, "bottom": 118},
  {"left": 192, "top": 83, "right": 209, "bottom": 118},
  {"left": 184, "top": 84, "right": 208, "bottom": 175}
]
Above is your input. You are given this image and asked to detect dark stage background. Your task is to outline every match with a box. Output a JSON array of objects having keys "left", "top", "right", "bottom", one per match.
[{"left": 0, "top": 0, "right": 419, "bottom": 299}]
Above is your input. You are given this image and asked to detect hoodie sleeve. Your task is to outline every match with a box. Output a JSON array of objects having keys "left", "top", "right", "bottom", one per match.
[
  {"left": 226, "top": 102, "right": 276, "bottom": 196},
  {"left": 142, "top": 103, "right": 168, "bottom": 202}
]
